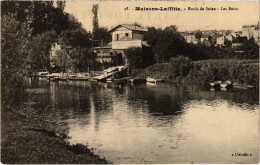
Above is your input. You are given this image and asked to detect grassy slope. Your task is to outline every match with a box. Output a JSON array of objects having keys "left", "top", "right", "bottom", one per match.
[
  {"left": 1, "top": 108, "right": 109, "bottom": 164},
  {"left": 130, "top": 59, "right": 259, "bottom": 86},
  {"left": 131, "top": 63, "right": 172, "bottom": 80}
]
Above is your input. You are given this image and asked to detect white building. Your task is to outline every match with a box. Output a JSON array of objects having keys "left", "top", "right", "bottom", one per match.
[{"left": 94, "top": 24, "right": 151, "bottom": 64}]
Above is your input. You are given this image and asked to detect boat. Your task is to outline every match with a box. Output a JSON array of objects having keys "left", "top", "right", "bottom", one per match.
[
  {"left": 130, "top": 78, "right": 146, "bottom": 84},
  {"left": 146, "top": 77, "right": 163, "bottom": 83},
  {"left": 89, "top": 78, "right": 98, "bottom": 82},
  {"left": 106, "top": 78, "right": 114, "bottom": 82},
  {"left": 220, "top": 80, "right": 232, "bottom": 89},
  {"left": 114, "top": 78, "right": 127, "bottom": 83},
  {"left": 49, "top": 76, "right": 59, "bottom": 81},
  {"left": 36, "top": 69, "right": 49, "bottom": 76},
  {"left": 209, "top": 80, "right": 222, "bottom": 90}
]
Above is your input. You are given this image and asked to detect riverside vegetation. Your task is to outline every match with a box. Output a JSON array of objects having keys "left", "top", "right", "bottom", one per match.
[{"left": 131, "top": 56, "right": 259, "bottom": 88}]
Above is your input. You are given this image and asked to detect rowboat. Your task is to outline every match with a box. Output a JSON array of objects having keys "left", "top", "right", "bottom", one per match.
[
  {"left": 106, "top": 78, "right": 114, "bottom": 82},
  {"left": 146, "top": 77, "right": 162, "bottom": 83},
  {"left": 220, "top": 80, "right": 232, "bottom": 89}
]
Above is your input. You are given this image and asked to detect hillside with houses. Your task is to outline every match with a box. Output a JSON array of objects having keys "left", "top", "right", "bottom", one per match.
[{"left": 181, "top": 22, "right": 259, "bottom": 47}]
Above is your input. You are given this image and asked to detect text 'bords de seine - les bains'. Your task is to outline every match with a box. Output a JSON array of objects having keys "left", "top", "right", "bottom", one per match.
[{"left": 187, "top": 7, "right": 238, "bottom": 11}]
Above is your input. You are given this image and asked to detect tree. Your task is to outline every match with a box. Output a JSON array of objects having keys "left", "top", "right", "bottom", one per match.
[
  {"left": 29, "top": 30, "right": 57, "bottom": 71},
  {"left": 1, "top": 4, "right": 33, "bottom": 107},
  {"left": 80, "top": 49, "right": 99, "bottom": 71},
  {"left": 31, "top": 2, "right": 69, "bottom": 36},
  {"left": 52, "top": 49, "right": 73, "bottom": 72},
  {"left": 92, "top": 4, "right": 99, "bottom": 33},
  {"left": 56, "top": 1, "right": 65, "bottom": 12},
  {"left": 58, "top": 29, "right": 92, "bottom": 71},
  {"left": 144, "top": 27, "right": 162, "bottom": 47},
  {"left": 239, "top": 38, "right": 259, "bottom": 59},
  {"left": 195, "top": 30, "right": 202, "bottom": 40},
  {"left": 92, "top": 27, "right": 111, "bottom": 44},
  {"left": 170, "top": 56, "right": 191, "bottom": 79},
  {"left": 124, "top": 47, "right": 144, "bottom": 69},
  {"left": 153, "top": 26, "right": 186, "bottom": 62}
]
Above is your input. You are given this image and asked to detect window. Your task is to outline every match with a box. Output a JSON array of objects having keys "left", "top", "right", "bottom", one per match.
[
  {"left": 126, "top": 33, "right": 129, "bottom": 37},
  {"left": 116, "top": 34, "right": 119, "bottom": 41}
]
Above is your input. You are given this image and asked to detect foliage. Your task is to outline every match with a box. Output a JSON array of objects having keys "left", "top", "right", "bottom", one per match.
[
  {"left": 131, "top": 59, "right": 258, "bottom": 88},
  {"left": 92, "top": 4, "right": 99, "bottom": 33},
  {"left": 187, "top": 60, "right": 259, "bottom": 86},
  {"left": 51, "top": 49, "right": 73, "bottom": 72},
  {"left": 59, "top": 29, "right": 92, "bottom": 49},
  {"left": 239, "top": 38, "right": 259, "bottom": 59},
  {"left": 31, "top": 2, "right": 68, "bottom": 35},
  {"left": 1, "top": 12, "right": 33, "bottom": 107},
  {"left": 92, "top": 27, "right": 111, "bottom": 45},
  {"left": 56, "top": 1, "right": 65, "bottom": 12},
  {"left": 170, "top": 56, "right": 191, "bottom": 79},
  {"left": 144, "top": 27, "right": 162, "bottom": 47},
  {"left": 124, "top": 47, "right": 144, "bottom": 69},
  {"left": 57, "top": 29, "right": 92, "bottom": 71},
  {"left": 195, "top": 31, "right": 202, "bottom": 40},
  {"left": 80, "top": 50, "right": 100, "bottom": 71},
  {"left": 29, "top": 30, "right": 57, "bottom": 71},
  {"left": 153, "top": 26, "right": 186, "bottom": 62}
]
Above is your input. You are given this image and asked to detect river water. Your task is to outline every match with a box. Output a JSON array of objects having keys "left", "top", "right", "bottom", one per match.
[{"left": 26, "top": 78, "right": 259, "bottom": 164}]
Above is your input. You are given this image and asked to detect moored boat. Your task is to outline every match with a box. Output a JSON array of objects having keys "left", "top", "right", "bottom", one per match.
[
  {"left": 106, "top": 78, "right": 114, "bottom": 82},
  {"left": 114, "top": 78, "right": 127, "bottom": 83},
  {"left": 209, "top": 80, "right": 222, "bottom": 90},
  {"left": 146, "top": 77, "right": 163, "bottom": 83},
  {"left": 130, "top": 78, "right": 146, "bottom": 84},
  {"left": 220, "top": 80, "right": 232, "bottom": 89},
  {"left": 49, "top": 76, "right": 59, "bottom": 81}
]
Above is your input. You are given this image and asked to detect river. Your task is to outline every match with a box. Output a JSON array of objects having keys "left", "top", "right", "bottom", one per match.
[{"left": 26, "top": 77, "right": 259, "bottom": 164}]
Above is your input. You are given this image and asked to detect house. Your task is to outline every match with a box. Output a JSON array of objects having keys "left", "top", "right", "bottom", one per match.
[
  {"left": 183, "top": 34, "right": 198, "bottom": 44},
  {"left": 209, "top": 32, "right": 221, "bottom": 45},
  {"left": 93, "top": 24, "right": 151, "bottom": 65},
  {"left": 216, "top": 36, "right": 226, "bottom": 46},
  {"left": 202, "top": 39, "right": 211, "bottom": 47},
  {"left": 225, "top": 34, "right": 236, "bottom": 42},
  {"left": 50, "top": 43, "right": 61, "bottom": 68},
  {"left": 242, "top": 25, "right": 256, "bottom": 39},
  {"left": 93, "top": 42, "right": 113, "bottom": 63},
  {"left": 253, "top": 28, "right": 259, "bottom": 43},
  {"left": 200, "top": 34, "right": 210, "bottom": 42},
  {"left": 110, "top": 24, "right": 147, "bottom": 41}
]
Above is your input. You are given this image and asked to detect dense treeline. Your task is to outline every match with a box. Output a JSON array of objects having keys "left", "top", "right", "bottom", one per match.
[{"left": 142, "top": 26, "right": 259, "bottom": 62}]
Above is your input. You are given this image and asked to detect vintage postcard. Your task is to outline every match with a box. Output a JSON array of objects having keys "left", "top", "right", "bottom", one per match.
[{"left": 1, "top": 0, "right": 259, "bottom": 164}]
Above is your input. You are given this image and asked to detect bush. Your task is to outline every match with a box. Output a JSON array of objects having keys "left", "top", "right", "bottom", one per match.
[
  {"left": 186, "top": 59, "right": 259, "bottom": 86},
  {"left": 170, "top": 56, "right": 192, "bottom": 81}
]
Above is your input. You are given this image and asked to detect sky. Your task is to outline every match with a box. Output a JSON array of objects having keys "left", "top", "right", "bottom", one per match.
[{"left": 64, "top": 1, "right": 259, "bottom": 32}]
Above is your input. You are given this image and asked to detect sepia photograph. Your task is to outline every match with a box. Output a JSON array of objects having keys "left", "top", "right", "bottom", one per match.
[{"left": 1, "top": 0, "right": 259, "bottom": 164}]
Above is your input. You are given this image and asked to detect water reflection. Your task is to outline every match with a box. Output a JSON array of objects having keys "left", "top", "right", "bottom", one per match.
[{"left": 25, "top": 78, "right": 259, "bottom": 164}]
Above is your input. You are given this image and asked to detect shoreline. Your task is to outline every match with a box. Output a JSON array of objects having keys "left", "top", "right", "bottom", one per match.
[{"left": 1, "top": 106, "right": 110, "bottom": 164}]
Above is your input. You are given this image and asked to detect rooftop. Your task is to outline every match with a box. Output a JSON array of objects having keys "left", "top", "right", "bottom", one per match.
[{"left": 109, "top": 24, "right": 147, "bottom": 33}]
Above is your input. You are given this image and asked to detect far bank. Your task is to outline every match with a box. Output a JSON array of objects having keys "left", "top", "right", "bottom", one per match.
[{"left": 130, "top": 58, "right": 259, "bottom": 89}]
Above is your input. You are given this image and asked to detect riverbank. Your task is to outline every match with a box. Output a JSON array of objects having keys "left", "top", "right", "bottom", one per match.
[
  {"left": 131, "top": 59, "right": 259, "bottom": 88},
  {"left": 1, "top": 106, "right": 109, "bottom": 164}
]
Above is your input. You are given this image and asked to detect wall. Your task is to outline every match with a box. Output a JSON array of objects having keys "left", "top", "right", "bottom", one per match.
[
  {"left": 132, "top": 32, "right": 144, "bottom": 40},
  {"left": 111, "top": 26, "right": 132, "bottom": 41}
]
